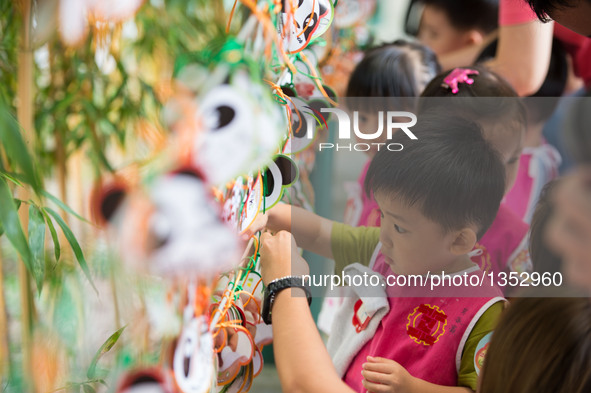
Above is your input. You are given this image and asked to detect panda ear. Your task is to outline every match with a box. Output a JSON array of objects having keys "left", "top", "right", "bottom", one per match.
[
  {"left": 322, "top": 85, "right": 337, "bottom": 103},
  {"left": 172, "top": 166, "right": 206, "bottom": 182},
  {"left": 307, "top": 98, "right": 329, "bottom": 123},
  {"left": 281, "top": 85, "right": 298, "bottom": 98},
  {"left": 91, "top": 182, "right": 128, "bottom": 226},
  {"left": 275, "top": 155, "right": 298, "bottom": 186}
]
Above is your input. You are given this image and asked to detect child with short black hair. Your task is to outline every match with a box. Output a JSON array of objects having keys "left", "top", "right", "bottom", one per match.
[
  {"left": 319, "top": 39, "right": 441, "bottom": 337},
  {"left": 417, "top": 0, "right": 499, "bottom": 58},
  {"left": 253, "top": 113, "right": 506, "bottom": 393}
]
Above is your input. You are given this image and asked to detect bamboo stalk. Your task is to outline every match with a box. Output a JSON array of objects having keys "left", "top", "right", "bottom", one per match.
[
  {"left": 0, "top": 250, "right": 10, "bottom": 378},
  {"left": 16, "top": 0, "right": 34, "bottom": 387},
  {"left": 55, "top": 131, "right": 68, "bottom": 226}
]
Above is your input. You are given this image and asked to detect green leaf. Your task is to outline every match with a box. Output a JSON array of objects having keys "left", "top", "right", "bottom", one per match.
[
  {"left": 0, "top": 171, "right": 23, "bottom": 187},
  {"left": 0, "top": 176, "right": 33, "bottom": 273},
  {"left": 43, "top": 207, "right": 96, "bottom": 292},
  {"left": 28, "top": 205, "right": 46, "bottom": 293},
  {"left": 87, "top": 326, "right": 126, "bottom": 379},
  {"left": 0, "top": 110, "right": 41, "bottom": 191},
  {"left": 41, "top": 190, "right": 90, "bottom": 224},
  {"left": 41, "top": 208, "right": 61, "bottom": 262},
  {"left": 82, "top": 384, "right": 96, "bottom": 393}
]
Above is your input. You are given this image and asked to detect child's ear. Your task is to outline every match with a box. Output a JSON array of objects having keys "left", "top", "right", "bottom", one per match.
[
  {"left": 449, "top": 227, "right": 477, "bottom": 256},
  {"left": 464, "top": 29, "right": 485, "bottom": 46}
]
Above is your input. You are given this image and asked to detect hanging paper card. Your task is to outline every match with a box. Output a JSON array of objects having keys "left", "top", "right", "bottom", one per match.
[
  {"left": 141, "top": 172, "right": 241, "bottom": 277},
  {"left": 173, "top": 315, "right": 216, "bottom": 393},
  {"left": 252, "top": 348, "right": 263, "bottom": 378},
  {"left": 116, "top": 368, "right": 175, "bottom": 393},
  {"left": 261, "top": 155, "right": 299, "bottom": 211},
  {"left": 217, "top": 327, "right": 255, "bottom": 386},
  {"left": 195, "top": 70, "right": 285, "bottom": 186},
  {"left": 239, "top": 174, "right": 263, "bottom": 234},
  {"left": 278, "top": 0, "right": 321, "bottom": 54},
  {"left": 99, "top": 171, "right": 242, "bottom": 279},
  {"left": 285, "top": 97, "right": 324, "bottom": 154},
  {"left": 195, "top": 78, "right": 257, "bottom": 186},
  {"left": 223, "top": 177, "right": 248, "bottom": 230},
  {"left": 312, "top": 0, "right": 335, "bottom": 39}
]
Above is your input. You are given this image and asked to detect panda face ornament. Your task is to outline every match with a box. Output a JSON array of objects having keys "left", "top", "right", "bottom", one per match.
[
  {"left": 119, "top": 173, "right": 242, "bottom": 279},
  {"left": 194, "top": 70, "right": 285, "bottom": 186},
  {"left": 278, "top": 0, "right": 320, "bottom": 54}
]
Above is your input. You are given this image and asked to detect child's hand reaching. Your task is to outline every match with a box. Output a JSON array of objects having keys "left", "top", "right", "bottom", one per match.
[
  {"left": 242, "top": 211, "right": 269, "bottom": 239},
  {"left": 361, "top": 356, "right": 415, "bottom": 393}
]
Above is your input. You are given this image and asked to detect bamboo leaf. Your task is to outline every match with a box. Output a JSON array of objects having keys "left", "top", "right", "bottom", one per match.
[
  {"left": 28, "top": 205, "right": 46, "bottom": 293},
  {"left": 0, "top": 110, "right": 41, "bottom": 191},
  {"left": 0, "top": 171, "right": 24, "bottom": 187},
  {"left": 43, "top": 207, "right": 96, "bottom": 292},
  {"left": 87, "top": 326, "right": 126, "bottom": 379},
  {"left": 0, "top": 176, "right": 33, "bottom": 273},
  {"left": 41, "top": 190, "right": 90, "bottom": 224},
  {"left": 41, "top": 208, "right": 61, "bottom": 262},
  {"left": 82, "top": 384, "right": 96, "bottom": 393}
]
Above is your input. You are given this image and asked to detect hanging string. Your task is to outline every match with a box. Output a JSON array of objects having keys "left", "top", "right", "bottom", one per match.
[
  {"left": 299, "top": 52, "right": 338, "bottom": 106},
  {"left": 296, "top": 0, "right": 317, "bottom": 38},
  {"left": 226, "top": 0, "right": 240, "bottom": 33},
  {"left": 236, "top": 0, "right": 297, "bottom": 73}
]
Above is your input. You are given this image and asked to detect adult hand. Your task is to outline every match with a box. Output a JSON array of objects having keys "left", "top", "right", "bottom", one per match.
[{"left": 259, "top": 231, "right": 309, "bottom": 285}]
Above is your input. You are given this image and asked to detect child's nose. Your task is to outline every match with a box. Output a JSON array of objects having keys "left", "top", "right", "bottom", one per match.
[{"left": 379, "top": 229, "right": 393, "bottom": 248}]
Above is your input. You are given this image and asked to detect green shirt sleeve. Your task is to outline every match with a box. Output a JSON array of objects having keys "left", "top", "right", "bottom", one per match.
[
  {"left": 457, "top": 300, "right": 505, "bottom": 390},
  {"left": 330, "top": 222, "right": 381, "bottom": 275}
]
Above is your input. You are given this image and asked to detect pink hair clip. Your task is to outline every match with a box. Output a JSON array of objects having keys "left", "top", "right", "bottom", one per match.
[{"left": 442, "top": 68, "right": 479, "bottom": 94}]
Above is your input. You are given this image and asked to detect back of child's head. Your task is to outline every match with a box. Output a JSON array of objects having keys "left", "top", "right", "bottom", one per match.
[
  {"left": 420, "top": 66, "right": 526, "bottom": 191},
  {"left": 530, "top": 180, "right": 562, "bottom": 275},
  {"left": 419, "top": 0, "right": 499, "bottom": 34},
  {"left": 346, "top": 39, "right": 441, "bottom": 99},
  {"left": 479, "top": 293, "right": 591, "bottom": 393},
  {"left": 419, "top": 65, "right": 525, "bottom": 132},
  {"left": 365, "top": 113, "right": 505, "bottom": 239}
]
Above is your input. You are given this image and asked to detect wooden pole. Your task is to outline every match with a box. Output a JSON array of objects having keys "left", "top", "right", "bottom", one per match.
[
  {"left": 0, "top": 250, "right": 10, "bottom": 379},
  {"left": 16, "top": 0, "right": 34, "bottom": 387}
]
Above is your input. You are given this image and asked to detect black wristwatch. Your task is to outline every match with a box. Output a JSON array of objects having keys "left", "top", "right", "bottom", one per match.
[{"left": 262, "top": 276, "right": 312, "bottom": 324}]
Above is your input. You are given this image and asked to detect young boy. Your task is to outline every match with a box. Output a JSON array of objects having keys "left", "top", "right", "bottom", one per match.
[
  {"left": 417, "top": 0, "right": 498, "bottom": 58},
  {"left": 254, "top": 114, "right": 507, "bottom": 393}
]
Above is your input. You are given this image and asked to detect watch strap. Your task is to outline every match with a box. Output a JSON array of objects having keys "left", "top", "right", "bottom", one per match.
[{"left": 262, "top": 276, "right": 311, "bottom": 324}]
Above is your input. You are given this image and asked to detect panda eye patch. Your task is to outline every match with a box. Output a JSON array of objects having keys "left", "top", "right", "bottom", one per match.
[
  {"left": 213, "top": 105, "right": 236, "bottom": 130},
  {"left": 148, "top": 213, "right": 172, "bottom": 250}
]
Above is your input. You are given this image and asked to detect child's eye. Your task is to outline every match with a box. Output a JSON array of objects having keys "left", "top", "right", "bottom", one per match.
[{"left": 394, "top": 224, "right": 407, "bottom": 234}]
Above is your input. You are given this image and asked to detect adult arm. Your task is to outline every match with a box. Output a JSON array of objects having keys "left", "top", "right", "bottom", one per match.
[
  {"left": 438, "top": 0, "right": 555, "bottom": 98},
  {"left": 245, "top": 203, "right": 335, "bottom": 258},
  {"left": 484, "top": 20, "right": 554, "bottom": 96},
  {"left": 259, "top": 231, "right": 354, "bottom": 393}
]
